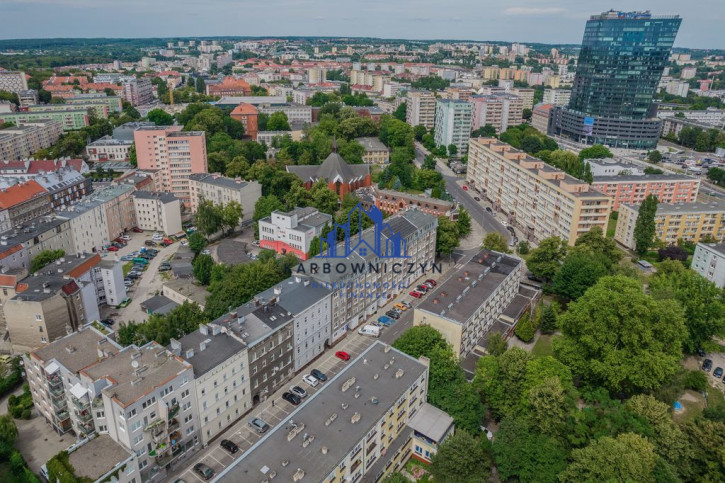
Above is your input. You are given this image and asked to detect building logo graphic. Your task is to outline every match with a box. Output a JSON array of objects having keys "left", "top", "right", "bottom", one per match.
[{"left": 322, "top": 203, "right": 409, "bottom": 259}]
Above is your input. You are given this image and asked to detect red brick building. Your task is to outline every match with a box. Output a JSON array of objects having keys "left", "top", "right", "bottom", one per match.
[
  {"left": 230, "top": 103, "right": 259, "bottom": 140},
  {"left": 286, "top": 143, "right": 371, "bottom": 200},
  {"left": 206, "top": 76, "right": 252, "bottom": 97}
]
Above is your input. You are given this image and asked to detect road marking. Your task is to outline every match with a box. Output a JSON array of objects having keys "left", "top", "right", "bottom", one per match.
[{"left": 208, "top": 454, "right": 226, "bottom": 468}]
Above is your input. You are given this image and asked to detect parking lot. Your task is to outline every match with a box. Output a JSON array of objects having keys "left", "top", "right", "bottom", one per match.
[{"left": 703, "top": 352, "right": 725, "bottom": 392}]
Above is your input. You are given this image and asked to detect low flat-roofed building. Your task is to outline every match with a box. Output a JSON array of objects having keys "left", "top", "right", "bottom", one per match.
[
  {"left": 356, "top": 137, "right": 390, "bottom": 164},
  {"left": 414, "top": 249, "right": 537, "bottom": 358},
  {"left": 66, "top": 434, "right": 140, "bottom": 483},
  {"left": 162, "top": 279, "right": 210, "bottom": 311},
  {"left": 616, "top": 201, "right": 725, "bottom": 249},
  {"left": 85, "top": 135, "right": 133, "bottom": 162},
  {"left": 407, "top": 402, "right": 455, "bottom": 463},
  {"left": 216, "top": 341, "right": 431, "bottom": 483},
  {"left": 258, "top": 207, "right": 332, "bottom": 260},
  {"left": 0, "top": 215, "right": 74, "bottom": 272}
]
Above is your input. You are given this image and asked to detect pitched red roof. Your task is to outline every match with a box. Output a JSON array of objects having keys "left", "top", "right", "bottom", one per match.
[
  {"left": 0, "top": 180, "right": 48, "bottom": 209},
  {"left": 66, "top": 254, "right": 102, "bottom": 279},
  {"left": 61, "top": 280, "right": 80, "bottom": 295}
]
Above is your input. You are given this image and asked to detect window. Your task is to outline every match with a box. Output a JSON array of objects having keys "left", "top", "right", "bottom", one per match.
[
  {"left": 128, "top": 408, "right": 137, "bottom": 418},
  {"left": 133, "top": 434, "right": 143, "bottom": 445},
  {"left": 35, "top": 315, "right": 42, "bottom": 321},
  {"left": 130, "top": 420, "right": 142, "bottom": 432},
  {"left": 185, "top": 426, "right": 194, "bottom": 435}
]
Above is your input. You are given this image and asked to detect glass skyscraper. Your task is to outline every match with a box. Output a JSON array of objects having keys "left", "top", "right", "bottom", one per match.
[{"left": 550, "top": 10, "right": 681, "bottom": 149}]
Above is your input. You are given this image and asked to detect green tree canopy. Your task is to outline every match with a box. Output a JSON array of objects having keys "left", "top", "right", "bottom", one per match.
[
  {"left": 30, "top": 249, "right": 65, "bottom": 273},
  {"left": 266, "top": 111, "right": 291, "bottom": 131},
  {"left": 526, "top": 237, "right": 567, "bottom": 282},
  {"left": 147, "top": 108, "right": 174, "bottom": 126},
  {"left": 482, "top": 232, "right": 509, "bottom": 253},
  {"left": 551, "top": 251, "right": 609, "bottom": 300},
  {"left": 429, "top": 430, "right": 492, "bottom": 483},
  {"left": 634, "top": 194, "right": 658, "bottom": 256}
]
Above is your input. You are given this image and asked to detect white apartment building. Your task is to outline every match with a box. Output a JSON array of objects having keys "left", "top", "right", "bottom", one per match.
[
  {"left": 0, "top": 120, "right": 63, "bottom": 161},
  {"left": 121, "top": 78, "right": 154, "bottom": 106},
  {"left": 132, "top": 191, "right": 182, "bottom": 235},
  {"left": 542, "top": 88, "right": 572, "bottom": 106},
  {"left": 434, "top": 99, "right": 472, "bottom": 155},
  {"left": 666, "top": 80, "right": 690, "bottom": 98},
  {"left": 99, "top": 258, "right": 127, "bottom": 306},
  {"left": 510, "top": 87, "right": 535, "bottom": 110},
  {"left": 257, "top": 103, "right": 312, "bottom": 124},
  {"left": 172, "top": 323, "right": 251, "bottom": 446},
  {"left": 188, "top": 173, "right": 261, "bottom": 223},
  {"left": 470, "top": 94, "right": 523, "bottom": 134},
  {"left": 691, "top": 243, "right": 725, "bottom": 288},
  {"left": 85, "top": 135, "right": 133, "bottom": 162},
  {"left": 406, "top": 90, "right": 436, "bottom": 130},
  {"left": 307, "top": 67, "right": 327, "bottom": 84},
  {"left": 466, "top": 138, "right": 611, "bottom": 245},
  {"left": 0, "top": 70, "right": 28, "bottom": 94},
  {"left": 57, "top": 197, "right": 109, "bottom": 254},
  {"left": 258, "top": 207, "right": 332, "bottom": 260}
]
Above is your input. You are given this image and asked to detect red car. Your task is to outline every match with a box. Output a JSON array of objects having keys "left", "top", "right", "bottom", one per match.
[
  {"left": 409, "top": 290, "right": 423, "bottom": 298},
  {"left": 335, "top": 351, "right": 351, "bottom": 361},
  {"left": 426, "top": 279, "right": 437, "bottom": 286},
  {"left": 462, "top": 185, "right": 469, "bottom": 191},
  {"left": 131, "top": 227, "right": 143, "bottom": 233},
  {"left": 163, "top": 238, "right": 174, "bottom": 245},
  {"left": 107, "top": 246, "right": 119, "bottom": 252}
]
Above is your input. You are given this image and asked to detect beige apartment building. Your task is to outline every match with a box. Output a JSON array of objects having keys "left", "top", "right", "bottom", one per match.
[
  {"left": 356, "top": 137, "right": 390, "bottom": 164},
  {"left": 188, "top": 173, "right": 261, "bottom": 223},
  {"left": 615, "top": 201, "right": 725, "bottom": 250},
  {"left": 467, "top": 138, "right": 611, "bottom": 245},
  {"left": 406, "top": 90, "right": 437, "bottom": 130},
  {"left": 0, "top": 120, "right": 63, "bottom": 161},
  {"left": 470, "top": 94, "right": 524, "bottom": 134},
  {"left": 132, "top": 191, "right": 182, "bottom": 235}
]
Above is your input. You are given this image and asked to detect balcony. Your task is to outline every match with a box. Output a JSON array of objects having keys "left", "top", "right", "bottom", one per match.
[
  {"left": 54, "top": 410, "right": 70, "bottom": 424},
  {"left": 46, "top": 374, "right": 62, "bottom": 388},
  {"left": 51, "top": 397, "right": 67, "bottom": 412},
  {"left": 144, "top": 418, "right": 165, "bottom": 435},
  {"left": 76, "top": 409, "right": 92, "bottom": 423},
  {"left": 167, "top": 418, "right": 180, "bottom": 433},
  {"left": 71, "top": 396, "right": 90, "bottom": 411},
  {"left": 48, "top": 384, "right": 64, "bottom": 398},
  {"left": 167, "top": 403, "right": 180, "bottom": 420}
]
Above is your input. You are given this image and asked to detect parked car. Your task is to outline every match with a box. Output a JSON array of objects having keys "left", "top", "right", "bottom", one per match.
[
  {"left": 124, "top": 280, "right": 134, "bottom": 287},
  {"left": 335, "top": 351, "right": 351, "bottom": 361},
  {"left": 474, "top": 196, "right": 481, "bottom": 201},
  {"left": 377, "top": 315, "right": 393, "bottom": 326},
  {"left": 714, "top": 367, "right": 724, "bottom": 378},
  {"left": 121, "top": 235, "right": 131, "bottom": 241},
  {"left": 386, "top": 310, "right": 400, "bottom": 320},
  {"left": 201, "top": 249, "right": 211, "bottom": 255},
  {"left": 220, "top": 439, "right": 239, "bottom": 454},
  {"left": 402, "top": 301, "right": 412, "bottom": 309},
  {"left": 145, "top": 240, "right": 157, "bottom": 247},
  {"left": 163, "top": 238, "right": 173, "bottom": 245},
  {"left": 425, "top": 279, "right": 437, "bottom": 286},
  {"left": 486, "top": 207, "right": 493, "bottom": 214},
  {"left": 158, "top": 265, "right": 171, "bottom": 272},
  {"left": 409, "top": 290, "right": 423, "bottom": 298},
  {"left": 290, "top": 385, "right": 307, "bottom": 399},
  {"left": 702, "top": 359, "right": 713, "bottom": 372},
  {"left": 302, "top": 374, "right": 319, "bottom": 387},
  {"left": 358, "top": 325, "right": 381, "bottom": 337},
  {"left": 107, "top": 246, "right": 119, "bottom": 252},
  {"left": 120, "top": 255, "right": 135, "bottom": 261},
  {"left": 248, "top": 417, "right": 270, "bottom": 433},
  {"left": 282, "top": 392, "right": 302, "bottom": 406},
  {"left": 394, "top": 303, "right": 407, "bottom": 311},
  {"left": 311, "top": 369, "right": 327, "bottom": 382},
  {"left": 193, "top": 463, "right": 214, "bottom": 480},
  {"left": 462, "top": 185, "right": 469, "bottom": 191},
  {"left": 416, "top": 285, "right": 429, "bottom": 293},
  {"left": 180, "top": 241, "right": 188, "bottom": 246},
  {"left": 131, "top": 227, "right": 143, "bottom": 233}
]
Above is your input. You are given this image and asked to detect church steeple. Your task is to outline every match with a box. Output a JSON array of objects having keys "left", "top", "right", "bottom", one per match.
[{"left": 331, "top": 137, "right": 338, "bottom": 153}]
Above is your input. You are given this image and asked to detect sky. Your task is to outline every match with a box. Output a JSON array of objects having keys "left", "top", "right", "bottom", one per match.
[{"left": 1, "top": 0, "right": 723, "bottom": 49}]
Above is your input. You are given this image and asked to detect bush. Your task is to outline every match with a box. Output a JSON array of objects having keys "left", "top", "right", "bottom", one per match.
[
  {"left": 685, "top": 370, "right": 708, "bottom": 392},
  {"left": 514, "top": 315, "right": 535, "bottom": 342},
  {"left": 20, "top": 410, "right": 31, "bottom": 420}
]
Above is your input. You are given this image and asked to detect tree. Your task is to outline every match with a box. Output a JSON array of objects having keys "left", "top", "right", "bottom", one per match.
[
  {"left": 436, "top": 216, "right": 460, "bottom": 256},
  {"left": 128, "top": 144, "right": 137, "bottom": 167},
  {"left": 551, "top": 251, "right": 609, "bottom": 300},
  {"left": 308, "top": 179, "right": 339, "bottom": 216},
  {"left": 413, "top": 124, "right": 427, "bottom": 141},
  {"left": 707, "top": 166, "right": 725, "bottom": 187},
  {"left": 526, "top": 237, "right": 567, "bottom": 282},
  {"left": 626, "top": 394, "right": 689, "bottom": 464},
  {"left": 649, "top": 260, "right": 725, "bottom": 354},
  {"left": 447, "top": 143, "right": 458, "bottom": 156},
  {"left": 471, "top": 124, "right": 497, "bottom": 138},
  {"left": 193, "top": 254, "right": 214, "bottom": 285},
  {"left": 382, "top": 474, "right": 409, "bottom": 483},
  {"left": 429, "top": 430, "right": 491, "bottom": 483},
  {"left": 456, "top": 207, "right": 471, "bottom": 237},
  {"left": 539, "top": 304, "right": 557, "bottom": 334},
  {"left": 578, "top": 144, "right": 613, "bottom": 160},
  {"left": 195, "top": 77, "right": 205, "bottom": 94},
  {"left": 147, "top": 108, "right": 174, "bottom": 126},
  {"left": 522, "top": 108, "right": 532, "bottom": 121},
  {"left": 492, "top": 417, "right": 567, "bottom": 483},
  {"left": 647, "top": 150, "right": 662, "bottom": 163},
  {"left": 393, "top": 325, "right": 449, "bottom": 358},
  {"left": 657, "top": 244, "right": 688, "bottom": 262},
  {"left": 188, "top": 232, "right": 207, "bottom": 254},
  {"left": 554, "top": 276, "right": 687, "bottom": 394},
  {"left": 0, "top": 414, "right": 18, "bottom": 446},
  {"left": 560, "top": 433, "right": 657, "bottom": 483},
  {"left": 634, "top": 194, "right": 658, "bottom": 256},
  {"left": 195, "top": 199, "right": 222, "bottom": 236},
  {"left": 220, "top": 201, "right": 243, "bottom": 235},
  {"left": 392, "top": 102, "right": 407, "bottom": 121},
  {"left": 574, "top": 226, "right": 621, "bottom": 268},
  {"left": 482, "top": 232, "right": 509, "bottom": 253},
  {"left": 517, "top": 240, "right": 530, "bottom": 255},
  {"left": 30, "top": 249, "right": 65, "bottom": 273},
  {"left": 514, "top": 316, "right": 535, "bottom": 342},
  {"left": 266, "top": 111, "right": 291, "bottom": 131},
  {"left": 486, "top": 332, "right": 508, "bottom": 356}
]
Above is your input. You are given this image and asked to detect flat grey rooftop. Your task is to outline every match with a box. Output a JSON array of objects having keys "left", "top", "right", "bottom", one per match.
[
  {"left": 132, "top": 191, "right": 178, "bottom": 203},
  {"left": 593, "top": 173, "right": 696, "bottom": 183},
  {"left": 216, "top": 341, "right": 427, "bottom": 483},
  {"left": 255, "top": 276, "right": 331, "bottom": 315},
  {"left": 0, "top": 216, "right": 68, "bottom": 256},
  {"left": 635, "top": 200, "right": 725, "bottom": 215},
  {"left": 355, "top": 137, "right": 389, "bottom": 152},
  {"left": 407, "top": 402, "right": 454, "bottom": 443},
  {"left": 417, "top": 249, "right": 521, "bottom": 324},
  {"left": 173, "top": 327, "right": 246, "bottom": 377},
  {"left": 698, "top": 242, "right": 725, "bottom": 256},
  {"left": 31, "top": 327, "right": 120, "bottom": 373},
  {"left": 188, "top": 173, "right": 254, "bottom": 191},
  {"left": 68, "top": 434, "right": 132, "bottom": 481}
]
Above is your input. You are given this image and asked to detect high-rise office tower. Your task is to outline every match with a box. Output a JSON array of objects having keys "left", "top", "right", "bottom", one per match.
[{"left": 550, "top": 10, "right": 681, "bottom": 149}]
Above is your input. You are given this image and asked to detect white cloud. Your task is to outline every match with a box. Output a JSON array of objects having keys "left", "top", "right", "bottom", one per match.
[{"left": 504, "top": 7, "right": 566, "bottom": 16}]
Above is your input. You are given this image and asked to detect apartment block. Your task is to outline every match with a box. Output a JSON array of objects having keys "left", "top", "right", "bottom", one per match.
[
  {"left": 531, "top": 104, "right": 554, "bottom": 134},
  {"left": 356, "top": 137, "right": 390, "bottom": 164},
  {"left": 121, "top": 78, "right": 154, "bottom": 106},
  {"left": 406, "top": 90, "right": 436, "bottom": 130},
  {"left": 470, "top": 94, "right": 523, "bottom": 134},
  {"left": 188, "top": 173, "right": 261, "bottom": 223},
  {"left": 542, "top": 88, "right": 572, "bottom": 106},
  {"left": 615, "top": 201, "right": 725, "bottom": 250},
  {"left": 85, "top": 135, "right": 134, "bottom": 162},
  {"left": 0, "top": 120, "right": 63, "bottom": 161},
  {"left": 466, "top": 138, "right": 611, "bottom": 245},
  {"left": 216, "top": 341, "right": 435, "bottom": 483},
  {"left": 591, "top": 174, "right": 701, "bottom": 211},
  {"left": 414, "top": 250, "right": 538, "bottom": 360},
  {"left": 93, "top": 184, "right": 137, "bottom": 241},
  {"left": 434, "top": 100, "right": 472, "bottom": 155},
  {"left": 0, "top": 70, "right": 28, "bottom": 94},
  {"left": 0, "top": 216, "right": 74, "bottom": 272},
  {"left": 259, "top": 207, "right": 332, "bottom": 260},
  {"left": 299, "top": 210, "right": 437, "bottom": 342},
  {"left": 0, "top": 179, "right": 52, "bottom": 231},
  {"left": 171, "top": 323, "right": 251, "bottom": 446},
  {"left": 132, "top": 191, "right": 182, "bottom": 235},
  {"left": 134, "top": 126, "right": 208, "bottom": 205},
  {"left": 9, "top": 167, "right": 92, "bottom": 210},
  {"left": 0, "top": 108, "right": 90, "bottom": 131},
  {"left": 510, "top": 87, "right": 535, "bottom": 109},
  {"left": 206, "top": 76, "right": 252, "bottom": 97},
  {"left": 257, "top": 103, "right": 313, "bottom": 124},
  {"left": 691, "top": 243, "right": 725, "bottom": 288}
]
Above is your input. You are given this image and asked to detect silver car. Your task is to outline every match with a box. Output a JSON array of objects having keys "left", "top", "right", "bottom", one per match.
[
  {"left": 248, "top": 417, "right": 269, "bottom": 433},
  {"left": 290, "top": 385, "right": 307, "bottom": 399}
]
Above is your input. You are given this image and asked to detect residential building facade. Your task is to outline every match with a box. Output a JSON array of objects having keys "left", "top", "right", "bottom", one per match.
[
  {"left": 0, "top": 70, "right": 28, "bottom": 94},
  {"left": 434, "top": 99, "right": 472, "bottom": 155},
  {"left": 132, "top": 191, "right": 182, "bottom": 235},
  {"left": 0, "top": 180, "right": 52, "bottom": 231},
  {"left": 406, "top": 90, "right": 437, "bottom": 130},
  {"left": 121, "top": 78, "right": 154, "bottom": 106},
  {"left": 467, "top": 138, "right": 611, "bottom": 245},
  {"left": 356, "top": 137, "right": 390, "bottom": 164},
  {"left": 691, "top": 243, "right": 725, "bottom": 288},
  {"left": 188, "top": 173, "right": 261, "bottom": 223},
  {"left": 85, "top": 136, "right": 134, "bottom": 162},
  {"left": 0, "top": 120, "right": 63, "bottom": 161},
  {"left": 470, "top": 94, "right": 523, "bottom": 134},
  {"left": 258, "top": 207, "right": 332, "bottom": 260},
  {"left": 591, "top": 174, "right": 701, "bottom": 211}
]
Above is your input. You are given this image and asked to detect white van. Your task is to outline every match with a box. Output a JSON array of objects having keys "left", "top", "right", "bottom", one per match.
[{"left": 358, "top": 325, "right": 380, "bottom": 337}]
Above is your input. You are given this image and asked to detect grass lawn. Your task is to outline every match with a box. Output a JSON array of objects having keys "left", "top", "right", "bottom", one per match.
[
  {"left": 405, "top": 459, "right": 431, "bottom": 482},
  {"left": 673, "top": 388, "right": 725, "bottom": 424},
  {"left": 606, "top": 216, "right": 617, "bottom": 238},
  {"left": 532, "top": 334, "right": 555, "bottom": 357},
  {"left": 123, "top": 261, "right": 133, "bottom": 276}
]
